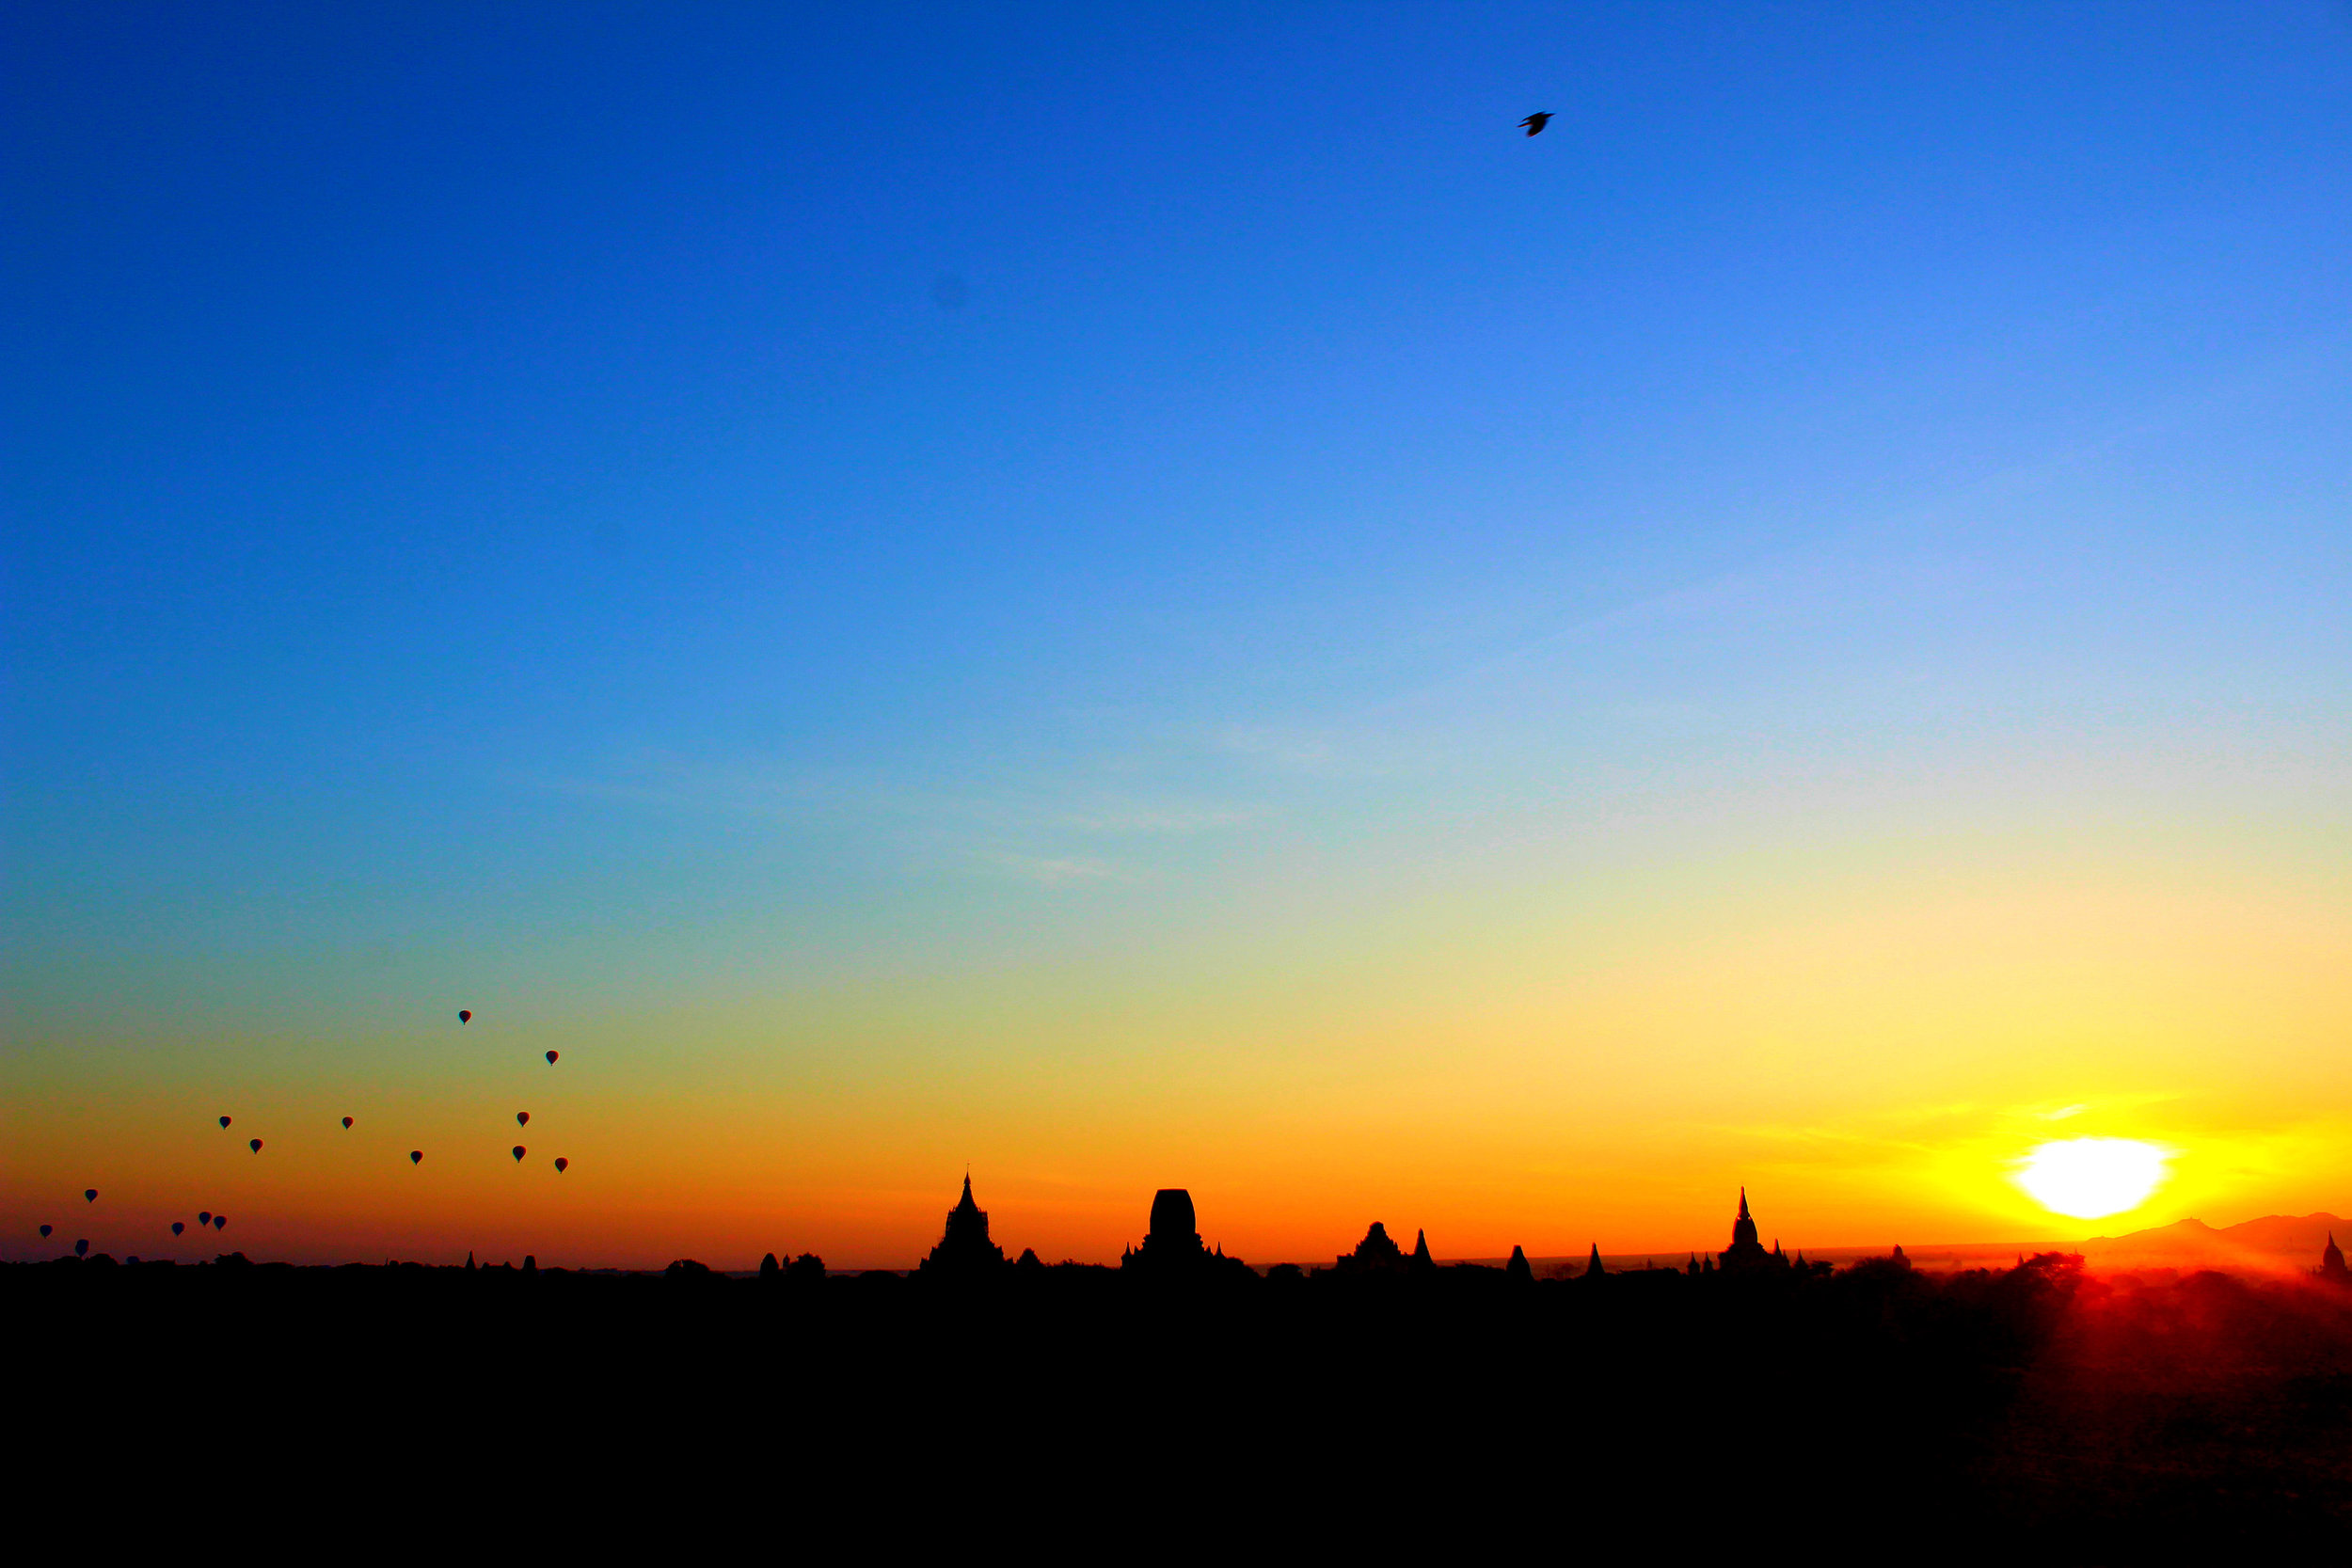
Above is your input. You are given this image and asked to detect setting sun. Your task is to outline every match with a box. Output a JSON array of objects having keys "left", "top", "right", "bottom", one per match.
[{"left": 2015, "top": 1138, "right": 2170, "bottom": 1221}]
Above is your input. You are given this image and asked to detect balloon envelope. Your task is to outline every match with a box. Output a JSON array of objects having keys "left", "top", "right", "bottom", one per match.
[
  {"left": 512, "top": 1146, "right": 526, "bottom": 1161},
  {"left": 342, "top": 1116, "right": 354, "bottom": 1129},
  {"left": 554, "top": 1158, "right": 567, "bottom": 1172},
  {"left": 516, "top": 1111, "right": 529, "bottom": 1127},
  {"left": 219, "top": 1116, "right": 231, "bottom": 1129},
  {"left": 213, "top": 1215, "right": 226, "bottom": 1229},
  {"left": 40, "top": 1224, "right": 52, "bottom": 1238},
  {"left": 410, "top": 1150, "right": 423, "bottom": 1164},
  {"left": 172, "top": 1221, "right": 184, "bottom": 1235},
  {"left": 547, "top": 1051, "right": 558, "bottom": 1065},
  {"left": 249, "top": 1138, "right": 262, "bottom": 1153},
  {"left": 75, "top": 1239, "right": 88, "bottom": 1256},
  {"left": 459, "top": 1009, "right": 471, "bottom": 1023},
  {"left": 85, "top": 1189, "right": 97, "bottom": 1203},
  {"left": 199, "top": 1212, "right": 211, "bottom": 1226}
]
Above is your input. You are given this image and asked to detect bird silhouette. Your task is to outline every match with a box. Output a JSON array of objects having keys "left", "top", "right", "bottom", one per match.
[{"left": 1521, "top": 112, "right": 1551, "bottom": 136}]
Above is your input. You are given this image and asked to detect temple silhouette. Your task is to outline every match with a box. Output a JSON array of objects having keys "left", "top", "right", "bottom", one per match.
[
  {"left": 916, "top": 1173, "right": 1005, "bottom": 1277},
  {"left": 1333, "top": 1219, "right": 1407, "bottom": 1275},
  {"left": 914, "top": 1176, "right": 1815, "bottom": 1282},
  {"left": 1120, "top": 1187, "right": 1247, "bottom": 1278},
  {"left": 1716, "top": 1186, "right": 1790, "bottom": 1274}
]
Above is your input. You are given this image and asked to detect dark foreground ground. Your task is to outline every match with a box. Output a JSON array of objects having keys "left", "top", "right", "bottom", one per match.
[{"left": 14, "top": 1252, "right": 2349, "bottom": 1553}]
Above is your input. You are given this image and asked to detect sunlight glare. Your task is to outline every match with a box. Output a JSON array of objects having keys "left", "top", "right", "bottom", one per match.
[{"left": 2015, "top": 1138, "right": 2169, "bottom": 1221}]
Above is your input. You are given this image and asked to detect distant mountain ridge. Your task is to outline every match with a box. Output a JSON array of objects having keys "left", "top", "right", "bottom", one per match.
[{"left": 2081, "top": 1212, "right": 2344, "bottom": 1273}]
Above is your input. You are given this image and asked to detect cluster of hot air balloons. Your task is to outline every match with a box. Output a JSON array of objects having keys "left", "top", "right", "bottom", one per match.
[
  {"left": 36, "top": 1005, "right": 576, "bottom": 1262},
  {"left": 31, "top": 1192, "right": 220, "bottom": 1259},
  {"left": 456, "top": 1008, "right": 565, "bottom": 1174},
  {"left": 40, "top": 1194, "right": 99, "bottom": 1248}
]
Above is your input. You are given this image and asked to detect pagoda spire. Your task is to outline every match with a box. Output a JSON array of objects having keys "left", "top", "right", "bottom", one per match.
[{"left": 920, "top": 1170, "right": 1004, "bottom": 1275}]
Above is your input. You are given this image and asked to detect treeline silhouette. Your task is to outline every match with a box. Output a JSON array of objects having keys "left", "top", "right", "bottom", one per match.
[{"left": 15, "top": 1199, "right": 2350, "bottom": 1547}]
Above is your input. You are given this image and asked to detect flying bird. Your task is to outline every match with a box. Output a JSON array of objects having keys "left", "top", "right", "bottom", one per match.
[{"left": 1520, "top": 112, "right": 1551, "bottom": 136}]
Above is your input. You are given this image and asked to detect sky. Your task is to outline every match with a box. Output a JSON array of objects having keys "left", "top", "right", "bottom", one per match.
[{"left": 6, "top": 2, "right": 2349, "bottom": 1269}]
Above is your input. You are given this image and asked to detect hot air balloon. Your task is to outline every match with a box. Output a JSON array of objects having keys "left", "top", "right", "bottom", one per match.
[
  {"left": 172, "top": 1221, "right": 185, "bottom": 1236},
  {"left": 199, "top": 1212, "right": 211, "bottom": 1227},
  {"left": 342, "top": 1117, "right": 354, "bottom": 1129},
  {"left": 512, "top": 1146, "right": 526, "bottom": 1162},
  {"left": 546, "top": 1051, "right": 558, "bottom": 1065},
  {"left": 85, "top": 1189, "right": 97, "bottom": 1203},
  {"left": 39, "top": 1224, "right": 52, "bottom": 1239},
  {"left": 249, "top": 1138, "right": 262, "bottom": 1153},
  {"left": 75, "top": 1239, "right": 88, "bottom": 1257},
  {"left": 410, "top": 1150, "right": 423, "bottom": 1165},
  {"left": 220, "top": 1116, "right": 231, "bottom": 1129},
  {"left": 553, "top": 1158, "right": 567, "bottom": 1173},
  {"left": 213, "top": 1215, "right": 227, "bottom": 1230},
  {"left": 459, "top": 1009, "right": 471, "bottom": 1024},
  {"left": 516, "top": 1112, "right": 529, "bottom": 1127}
]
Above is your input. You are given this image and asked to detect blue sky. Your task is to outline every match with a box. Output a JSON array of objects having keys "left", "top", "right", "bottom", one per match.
[{"left": 6, "top": 4, "right": 2350, "bottom": 1260}]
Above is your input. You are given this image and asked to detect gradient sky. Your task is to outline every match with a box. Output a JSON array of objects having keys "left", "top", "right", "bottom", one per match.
[{"left": 7, "top": 3, "right": 2349, "bottom": 1269}]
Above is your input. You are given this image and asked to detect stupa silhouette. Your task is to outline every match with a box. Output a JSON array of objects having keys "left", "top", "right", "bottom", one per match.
[{"left": 917, "top": 1173, "right": 1005, "bottom": 1276}]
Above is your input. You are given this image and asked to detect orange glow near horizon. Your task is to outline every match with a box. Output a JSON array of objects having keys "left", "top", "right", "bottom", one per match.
[{"left": 8, "top": 847, "right": 2350, "bottom": 1270}]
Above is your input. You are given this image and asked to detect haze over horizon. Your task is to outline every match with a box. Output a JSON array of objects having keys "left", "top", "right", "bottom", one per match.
[{"left": 7, "top": 4, "right": 2349, "bottom": 1270}]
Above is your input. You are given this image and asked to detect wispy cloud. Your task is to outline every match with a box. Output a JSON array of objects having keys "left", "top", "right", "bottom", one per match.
[
  {"left": 1206, "top": 723, "right": 1342, "bottom": 773},
  {"left": 1059, "top": 803, "right": 1267, "bottom": 835},
  {"left": 974, "top": 851, "right": 1120, "bottom": 886},
  {"left": 528, "top": 752, "right": 1264, "bottom": 833}
]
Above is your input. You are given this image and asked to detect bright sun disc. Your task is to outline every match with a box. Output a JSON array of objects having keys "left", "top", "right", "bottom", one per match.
[{"left": 2015, "top": 1138, "right": 2169, "bottom": 1220}]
